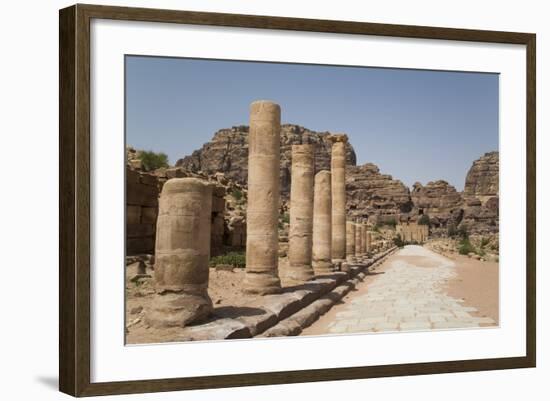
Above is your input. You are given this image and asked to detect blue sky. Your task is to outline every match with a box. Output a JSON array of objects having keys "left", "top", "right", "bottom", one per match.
[{"left": 126, "top": 56, "right": 498, "bottom": 191}]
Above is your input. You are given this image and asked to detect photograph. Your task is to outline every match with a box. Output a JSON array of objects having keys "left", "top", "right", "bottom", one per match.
[{"left": 124, "top": 56, "right": 500, "bottom": 344}]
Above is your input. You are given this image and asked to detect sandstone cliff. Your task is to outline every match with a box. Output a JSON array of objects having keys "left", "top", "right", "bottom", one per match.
[
  {"left": 464, "top": 151, "right": 499, "bottom": 200},
  {"left": 462, "top": 152, "right": 499, "bottom": 233},
  {"left": 176, "top": 124, "right": 357, "bottom": 196},
  {"left": 410, "top": 180, "right": 464, "bottom": 228},
  {"left": 345, "top": 163, "right": 412, "bottom": 224}
]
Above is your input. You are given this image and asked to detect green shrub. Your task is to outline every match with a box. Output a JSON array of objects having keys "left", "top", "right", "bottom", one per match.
[
  {"left": 393, "top": 236, "right": 405, "bottom": 248},
  {"left": 458, "top": 238, "right": 475, "bottom": 255},
  {"left": 418, "top": 214, "right": 431, "bottom": 226},
  {"left": 137, "top": 150, "right": 169, "bottom": 171},
  {"left": 480, "top": 237, "right": 490, "bottom": 248},
  {"left": 281, "top": 213, "right": 290, "bottom": 224},
  {"left": 232, "top": 189, "right": 243, "bottom": 201},
  {"left": 209, "top": 252, "right": 246, "bottom": 268}
]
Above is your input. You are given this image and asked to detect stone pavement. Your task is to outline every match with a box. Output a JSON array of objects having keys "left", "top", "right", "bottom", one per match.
[{"left": 326, "top": 245, "right": 496, "bottom": 334}]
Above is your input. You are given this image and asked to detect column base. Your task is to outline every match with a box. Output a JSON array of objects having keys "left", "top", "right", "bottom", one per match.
[
  {"left": 243, "top": 271, "right": 281, "bottom": 295},
  {"left": 312, "top": 260, "right": 335, "bottom": 275},
  {"left": 145, "top": 291, "right": 213, "bottom": 328}
]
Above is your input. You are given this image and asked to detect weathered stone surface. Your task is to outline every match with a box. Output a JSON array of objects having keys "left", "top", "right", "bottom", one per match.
[
  {"left": 410, "top": 180, "right": 463, "bottom": 227},
  {"left": 346, "top": 163, "right": 411, "bottom": 224},
  {"left": 178, "top": 318, "right": 252, "bottom": 341},
  {"left": 257, "top": 292, "right": 305, "bottom": 321},
  {"left": 312, "top": 170, "right": 333, "bottom": 274},
  {"left": 330, "top": 134, "right": 348, "bottom": 261},
  {"left": 287, "top": 144, "right": 315, "bottom": 283},
  {"left": 464, "top": 151, "right": 499, "bottom": 199},
  {"left": 260, "top": 319, "right": 302, "bottom": 337},
  {"left": 176, "top": 124, "right": 356, "bottom": 197},
  {"left": 244, "top": 100, "right": 282, "bottom": 294},
  {"left": 346, "top": 221, "right": 356, "bottom": 259},
  {"left": 146, "top": 178, "right": 213, "bottom": 328}
]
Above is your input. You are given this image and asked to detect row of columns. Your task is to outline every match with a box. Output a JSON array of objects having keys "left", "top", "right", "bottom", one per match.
[
  {"left": 346, "top": 220, "right": 372, "bottom": 260},
  {"left": 147, "top": 100, "right": 371, "bottom": 327}
]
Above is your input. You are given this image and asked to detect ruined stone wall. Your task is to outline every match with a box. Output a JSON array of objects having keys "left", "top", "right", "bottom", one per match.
[
  {"left": 126, "top": 167, "right": 159, "bottom": 255},
  {"left": 126, "top": 166, "right": 243, "bottom": 257},
  {"left": 396, "top": 222, "right": 429, "bottom": 243}
]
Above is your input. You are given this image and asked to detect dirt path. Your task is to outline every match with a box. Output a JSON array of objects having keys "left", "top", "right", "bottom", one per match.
[{"left": 302, "top": 245, "right": 498, "bottom": 336}]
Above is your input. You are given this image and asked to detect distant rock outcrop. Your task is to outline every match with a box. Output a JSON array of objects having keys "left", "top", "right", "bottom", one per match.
[
  {"left": 346, "top": 163, "right": 412, "bottom": 224},
  {"left": 176, "top": 124, "right": 357, "bottom": 196},
  {"left": 462, "top": 152, "right": 499, "bottom": 233},
  {"left": 464, "top": 151, "right": 499, "bottom": 200},
  {"left": 410, "top": 180, "right": 464, "bottom": 228}
]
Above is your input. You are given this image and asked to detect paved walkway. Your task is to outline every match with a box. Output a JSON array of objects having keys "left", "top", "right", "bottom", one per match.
[{"left": 320, "top": 245, "right": 496, "bottom": 334}]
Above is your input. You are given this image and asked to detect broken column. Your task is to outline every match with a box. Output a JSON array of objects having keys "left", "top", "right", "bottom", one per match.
[
  {"left": 147, "top": 178, "right": 213, "bottom": 328},
  {"left": 287, "top": 144, "right": 315, "bottom": 283},
  {"left": 330, "top": 134, "right": 348, "bottom": 263},
  {"left": 346, "top": 221, "right": 356, "bottom": 260},
  {"left": 312, "top": 170, "right": 333, "bottom": 274},
  {"left": 244, "top": 100, "right": 282, "bottom": 294}
]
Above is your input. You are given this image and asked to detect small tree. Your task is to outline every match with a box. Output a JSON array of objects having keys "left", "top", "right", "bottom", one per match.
[{"left": 137, "top": 150, "right": 169, "bottom": 171}]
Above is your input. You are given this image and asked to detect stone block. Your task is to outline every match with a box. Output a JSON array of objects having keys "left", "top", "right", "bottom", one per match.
[
  {"left": 139, "top": 173, "right": 158, "bottom": 186},
  {"left": 126, "top": 237, "right": 154, "bottom": 255},
  {"left": 127, "top": 182, "right": 159, "bottom": 207},
  {"left": 127, "top": 205, "right": 141, "bottom": 224},
  {"left": 260, "top": 319, "right": 302, "bottom": 337},
  {"left": 212, "top": 196, "right": 225, "bottom": 213},
  {"left": 141, "top": 207, "right": 157, "bottom": 224},
  {"left": 258, "top": 292, "right": 304, "bottom": 321},
  {"left": 127, "top": 223, "right": 154, "bottom": 239},
  {"left": 177, "top": 318, "right": 252, "bottom": 341}
]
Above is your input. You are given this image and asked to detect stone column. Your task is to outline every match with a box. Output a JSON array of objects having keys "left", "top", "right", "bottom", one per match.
[
  {"left": 147, "top": 178, "right": 213, "bottom": 328},
  {"left": 312, "top": 170, "right": 333, "bottom": 274},
  {"left": 330, "top": 134, "right": 348, "bottom": 262},
  {"left": 360, "top": 224, "right": 367, "bottom": 254},
  {"left": 346, "top": 221, "right": 356, "bottom": 260},
  {"left": 366, "top": 231, "right": 371, "bottom": 253},
  {"left": 354, "top": 221, "right": 362, "bottom": 257},
  {"left": 244, "top": 100, "right": 282, "bottom": 294},
  {"left": 287, "top": 144, "right": 315, "bottom": 283}
]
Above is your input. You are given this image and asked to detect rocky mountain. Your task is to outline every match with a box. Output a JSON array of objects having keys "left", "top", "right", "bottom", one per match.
[
  {"left": 346, "top": 163, "right": 412, "bottom": 224},
  {"left": 460, "top": 152, "right": 499, "bottom": 233},
  {"left": 464, "top": 151, "right": 499, "bottom": 200},
  {"left": 410, "top": 180, "right": 464, "bottom": 228},
  {"left": 176, "top": 124, "right": 357, "bottom": 197}
]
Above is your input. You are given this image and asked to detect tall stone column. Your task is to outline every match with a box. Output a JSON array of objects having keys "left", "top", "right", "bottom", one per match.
[
  {"left": 147, "top": 178, "right": 213, "bottom": 328},
  {"left": 312, "top": 170, "right": 333, "bottom": 274},
  {"left": 244, "top": 100, "right": 282, "bottom": 294},
  {"left": 287, "top": 144, "right": 315, "bottom": 283},
  {"left": 346, "top": 221, "right": 356, "bottom": 260},
  {"left": 360, "top": 223, "right": 367, "bottom": 254},
  {"left": 354, "top": 221, "right": 362, "bottom": 257},
  {"left": 329, "top": 134, "right": 348, "bottom": 262}
]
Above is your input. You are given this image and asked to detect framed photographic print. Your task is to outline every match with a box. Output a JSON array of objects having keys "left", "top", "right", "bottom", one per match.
[{"left": 59, "top": 4, "right": 536, "bottom": 397}]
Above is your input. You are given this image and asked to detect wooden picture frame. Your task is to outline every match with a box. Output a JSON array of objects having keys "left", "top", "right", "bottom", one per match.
[{"left": 59, "top": 3, "right": 536, "bottom": 397}]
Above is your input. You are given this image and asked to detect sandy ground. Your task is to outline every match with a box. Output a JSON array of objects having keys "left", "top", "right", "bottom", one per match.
[
  {"left": 124, "top": 264, "right": 262, "bottom": 344},
  {"left": 443, "top": 253, "right": 499, "bottom": 324}
]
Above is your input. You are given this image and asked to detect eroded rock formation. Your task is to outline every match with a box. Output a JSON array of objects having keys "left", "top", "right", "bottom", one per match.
[
  {"left": 346, "top": 163, "right": 412, "bottom": 224},
  {"left": 176, "top": 124, "right": 356, "bottom": 197},
  {"left": 410, "top": 180, "right": 464, "bottom": 228}
]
